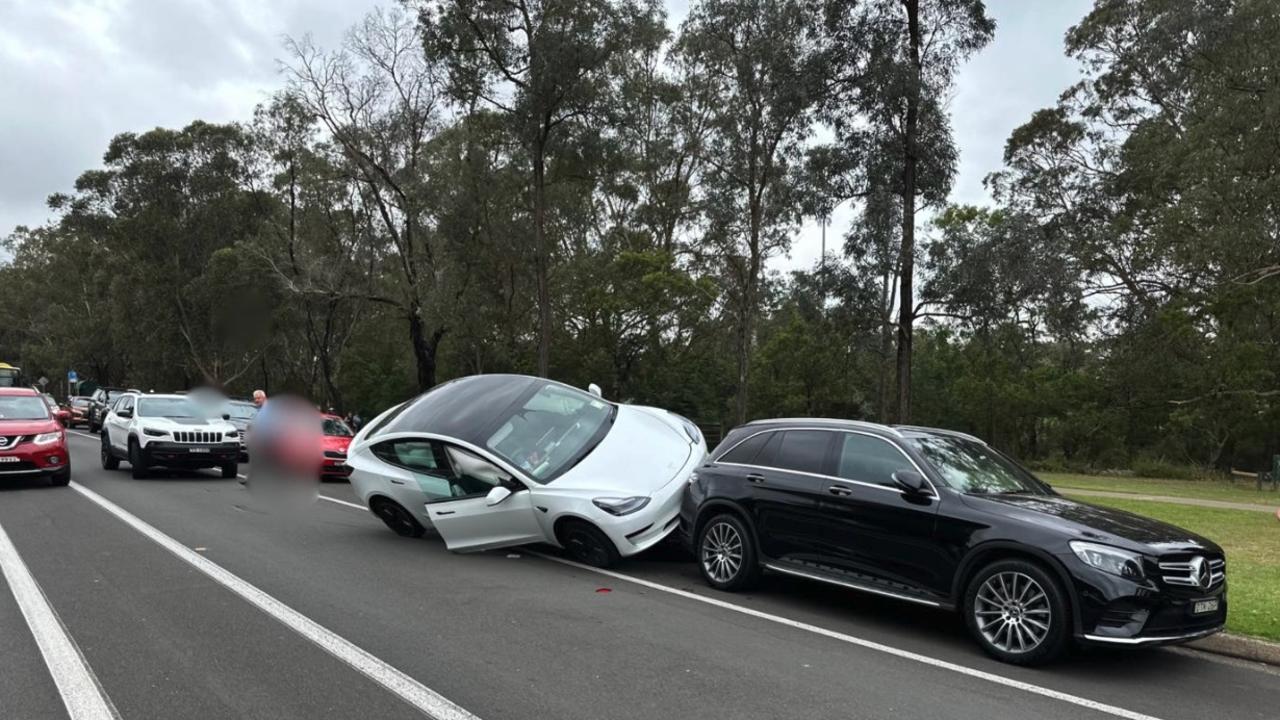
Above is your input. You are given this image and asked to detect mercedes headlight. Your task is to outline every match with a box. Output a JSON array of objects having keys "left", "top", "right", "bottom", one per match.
[
  {"left": 1070, "top": 541, "right": 1145, "bottom": 580},
  {"left": 592, "top": 496, "right": 651, "bottom": 516}
]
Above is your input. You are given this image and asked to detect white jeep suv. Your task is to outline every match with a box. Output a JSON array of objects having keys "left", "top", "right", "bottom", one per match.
[{"left": 100, "top": 393, "right": 241, "bottom": 479}]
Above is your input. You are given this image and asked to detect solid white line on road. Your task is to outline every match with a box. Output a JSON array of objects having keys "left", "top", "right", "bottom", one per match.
[
  {"left": 67, "top": 429, "right": 98, "bottom": 441},
  {"left": 0, "top": 522, "right": 118, "bottom": 720},
  {"left": 69, "top": 482, "right": 481, "bottom": 720},
  {"left": 526, "top": 551, "right": 1165, "bottom": 720},
  {"left": 319, "top": 494, "right": 367, "bottom": 511}
]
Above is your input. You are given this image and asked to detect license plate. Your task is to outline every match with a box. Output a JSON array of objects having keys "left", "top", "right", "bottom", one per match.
[
  {"left": 0, "top": 456, "right": 17, "bottom": 463},
  {"left": 1193, "top": 599, "right": 1219, "bottom": 614},
  {"left": 189, "top": 448, "right": 209, "bottom": 453}
]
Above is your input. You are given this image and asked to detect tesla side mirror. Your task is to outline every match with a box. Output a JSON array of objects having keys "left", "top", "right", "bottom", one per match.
[
  {"left": 485, "top": 485, "right": 513, "bottom": 506},
  {"left": 892, "top": 470, "right": 929, "bottom": 495},
  {"left": 587, "top": 383, "right": 603, "bottom": 398}
]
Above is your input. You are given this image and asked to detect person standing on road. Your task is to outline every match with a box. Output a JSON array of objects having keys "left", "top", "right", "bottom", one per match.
[{"left": 253, "top": 389, "right": 266, "bottom": 408}]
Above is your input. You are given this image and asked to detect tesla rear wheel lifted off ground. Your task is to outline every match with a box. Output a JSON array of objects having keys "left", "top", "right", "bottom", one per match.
[
  {"left": 559, "top": 520, "right": 621, "bottom": 569},
  {"left": 370, "top": 498, "right": 426, "bottom": 538},
  {"left": 697, "top": 514, "right": 760, "bottom": 591},
  {"left": 964, "top": 559, "right": 1069, "bottom": 666}
]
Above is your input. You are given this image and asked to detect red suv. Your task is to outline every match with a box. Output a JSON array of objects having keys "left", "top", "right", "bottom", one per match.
[{"left": 0, "top": 387, "right": 71, "bottom": 486}]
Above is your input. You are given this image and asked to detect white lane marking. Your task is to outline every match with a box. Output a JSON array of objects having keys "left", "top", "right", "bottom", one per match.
[
  {"left": 527, "top": 551, "right": 1165, "bottom": 720},
  {"left": 0, "top": 522, "right": 118, "bottom": 720},
  {"left": 69, "top": 482, "right": 480, "bottom": 720},
  {"left": 67, "top": 430, "right": 99, "bottom": 441},
  {"left": 319, "top": 494, "right": 367, "bottom": 511},
  {"left": 315, "top": 495, "right": 1167, "bottom": 720}
]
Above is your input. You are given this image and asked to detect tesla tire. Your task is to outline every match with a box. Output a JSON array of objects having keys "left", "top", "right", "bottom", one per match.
[
  {"left": 559, "top": 519, "right": 621, "bottom": 569},
  {"left": 697, "top": 513, "right": 760, "bottom": 591},
  {"left": 964, "top": 558, "right": 1070, "bottom": 666},
  {"left": 371, "top": 498, "right": 425, "bottom": 538}
]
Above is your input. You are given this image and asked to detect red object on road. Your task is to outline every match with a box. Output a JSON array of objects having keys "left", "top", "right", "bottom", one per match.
[{"left": 0, "top": 387, "right": 71, "bottom": 485}]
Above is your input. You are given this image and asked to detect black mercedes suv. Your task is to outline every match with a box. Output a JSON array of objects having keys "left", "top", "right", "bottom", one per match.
[{"left": 680, "top": 419, "right": 1227, "bottom": 665}]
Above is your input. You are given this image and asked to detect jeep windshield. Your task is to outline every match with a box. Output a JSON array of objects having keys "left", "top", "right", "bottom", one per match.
[
  {"left": 137, "top": 397, "right": 203, "bottom": 419},
  {"left": 908, "top": 434, "right": 1048, "bottom": 495}
]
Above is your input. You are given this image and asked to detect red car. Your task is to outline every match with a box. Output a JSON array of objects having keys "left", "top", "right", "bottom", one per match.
[
  {"left": 320, "top": 414, "right": 354, "bottom": 481},
  {"left": 0, "top": 387, "right": 71, "bottom": 486}
]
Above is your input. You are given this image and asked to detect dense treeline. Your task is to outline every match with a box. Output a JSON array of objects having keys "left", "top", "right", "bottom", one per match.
[{"left": 2, "top": 0, "right": 1278, "bottom": 473}]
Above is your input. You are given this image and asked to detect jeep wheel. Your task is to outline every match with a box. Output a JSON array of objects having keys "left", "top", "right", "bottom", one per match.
[
  {"left": 221, "top": 462, "right": 238, "bottom": 480},
  {"left": 129, "top": 440, "right": 150, "bottom": 479},
  {"left": 100, "top": 434, "right": 119, "bottom": 470}
]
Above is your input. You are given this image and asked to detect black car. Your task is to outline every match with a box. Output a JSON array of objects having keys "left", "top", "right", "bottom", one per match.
[
  {"left": 680, "top": 418, "right": 1226, "bottom": 665},
  {"left": 86, "top": 386, "right": 128, "bottom": 433}
]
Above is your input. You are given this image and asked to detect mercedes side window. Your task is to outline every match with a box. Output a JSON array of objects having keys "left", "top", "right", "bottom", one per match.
[
  {"left": 718, "top": 431, "right": 772, "bottom": 465},
  {"left": 772, "top": 430, "right": 835, "bottom": 476},
  {"left": 836, "top": 433, "right": 915, "bottom": 487}
]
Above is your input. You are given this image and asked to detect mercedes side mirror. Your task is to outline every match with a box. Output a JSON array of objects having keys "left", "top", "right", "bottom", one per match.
[{"left": 892, "top": 470, "right": 929, "bottom": 495}]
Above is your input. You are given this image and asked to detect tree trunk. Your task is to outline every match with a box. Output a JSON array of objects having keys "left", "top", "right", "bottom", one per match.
[
  {"left": 533, "top": 142, "right": 552, "bottom": 377},
  {"left": 894, "top": 0, "right": 922, "bottom": 424},
  {"left": 407, "top": 306, "right": 439, "bottom": 391}
]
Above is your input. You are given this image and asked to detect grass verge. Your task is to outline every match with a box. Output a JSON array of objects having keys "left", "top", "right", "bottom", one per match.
[{"left": 1040, "top": 472, "right": 1280, "bottom": 507}]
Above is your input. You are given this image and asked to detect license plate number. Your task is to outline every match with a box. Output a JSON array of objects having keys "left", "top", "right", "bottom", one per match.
[
  {"left": 0, "top": 456, "right": 17, "bottom": 463},
  {"left": 189, "top": 448, "right": 209, "bottom": 453},
  {"left": 1193, "top": 599, "right": 1219, "bottom": 614}
]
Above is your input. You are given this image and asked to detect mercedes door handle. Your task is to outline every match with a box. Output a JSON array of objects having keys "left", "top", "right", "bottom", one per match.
[
  {"left": 827, "top": 485, "right": 853, "bottom": 496},
  {"left": 746, "top": 473, "right": 766, "bottom": 484}
]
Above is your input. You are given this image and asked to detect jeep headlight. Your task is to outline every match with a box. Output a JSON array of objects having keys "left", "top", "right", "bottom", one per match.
[
  {"left": 143, "top": 427, "right": 168, "bottom": 437},
  {"left": 1070, "top": 541, "right": 1145, "bottom": 580}
]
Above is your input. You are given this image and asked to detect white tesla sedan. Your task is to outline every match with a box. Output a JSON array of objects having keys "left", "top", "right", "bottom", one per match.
[{"left": 346, "top": 374, "right": 707, "bottom": 567}]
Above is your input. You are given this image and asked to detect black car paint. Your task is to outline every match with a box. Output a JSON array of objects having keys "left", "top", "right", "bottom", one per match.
[{"left": 680, "top": 419, "right": 1226, "bottom": 644}]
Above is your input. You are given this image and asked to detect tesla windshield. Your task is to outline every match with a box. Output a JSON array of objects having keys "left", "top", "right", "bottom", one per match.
[
  {"left": 0, "top": 396, "right": 50, "bottom": 420},
  {"left": 485, "top": 383, "right": 615, "bottom": 482},
  {"left": 909, "top": 435, "right": 1046, "bottom": 495}
]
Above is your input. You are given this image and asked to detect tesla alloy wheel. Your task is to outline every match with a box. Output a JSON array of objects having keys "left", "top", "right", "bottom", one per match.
[
  {"left": 371, "top": 498, "right": 426, "bottom": 538},
  {"left": 965, "top": 559, "right": 1069, "bottom": 665},
  {"left": 697, "top": 513, "right": 760, "bottom": 591},
  {"left": 560, "top": 520, "right": 621, "bottom": 569}
]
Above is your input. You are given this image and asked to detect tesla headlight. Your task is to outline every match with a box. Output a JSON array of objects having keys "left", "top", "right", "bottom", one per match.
[
  {"left": 592, "top": 496, "right": 651, "bottom": 516},
  {"left": 143, "top": 427, "right": 168, "bottom": 437},
  {"left": 33, "top": 431, "right": 62, "bottom": 445},
  {"left": 1070, "top": 541, "right": 1146, "bottom": 580}
]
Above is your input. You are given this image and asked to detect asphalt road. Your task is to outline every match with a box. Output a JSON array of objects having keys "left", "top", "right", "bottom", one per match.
[{"left": 1, "top": 431, "right": 1277, "bottom": 720}]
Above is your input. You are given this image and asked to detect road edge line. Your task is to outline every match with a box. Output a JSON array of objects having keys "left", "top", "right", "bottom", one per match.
[
  {"left": 69, "top": 481, "right": 481, "bottom": 720},
  {"left": 0, "top": 521, "right": 119, "bottom": 720}
]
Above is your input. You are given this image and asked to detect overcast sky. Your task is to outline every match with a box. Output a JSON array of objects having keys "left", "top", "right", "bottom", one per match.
[{"left": 0, "top": 0, "right": 1089, "bottom": 269}]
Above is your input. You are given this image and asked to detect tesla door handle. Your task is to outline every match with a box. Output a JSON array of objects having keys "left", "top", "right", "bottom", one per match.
[
  {"left": 435, "top": 510, "right": 456, "bottom": 516},
  {"left": 827, "top": 485, "right": 853, "bottom": 496},
  {"left": 746, "top": 473, "right": 766, "bottom": 484},
  {"left": 390, "top": 479, "right": 407, "bottom": 485}
]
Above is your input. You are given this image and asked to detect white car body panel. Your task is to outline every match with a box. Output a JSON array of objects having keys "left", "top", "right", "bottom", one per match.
[{"left": 347, "top": 387, "right": 708, "bottom": 558}]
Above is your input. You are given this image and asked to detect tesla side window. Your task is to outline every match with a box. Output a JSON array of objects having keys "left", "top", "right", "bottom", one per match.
[
  {"left": 835, "top": 433, "right": 916, "bottom": 487},
  {"left": 484, "top": 383, "right": 615, "bottom": 483},
  {"left": 718, "top": 431, "right": 772, "bottom": 464},
  {"left": 373, "top": 439, "right": 445, "bottom": 474},
  {"left": 771, "top": 430, "right": 832, "bottom": 475},
  {"left": 440, "top": 446, "right": 513, "bottom": 499}
]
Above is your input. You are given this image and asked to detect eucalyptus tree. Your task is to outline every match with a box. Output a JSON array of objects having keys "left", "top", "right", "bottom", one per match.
[
  {"left": 418, "top": 0, "right": 667, "bottom": 377},
  {"left": 821, "top": 0, "right": 994, "bottom": 421},
  {"left": 283, "top": 7, "right": 453, "bottom": 390},
  {"left": 677, "top": 0, "right": 828, "bottom": 424}
]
